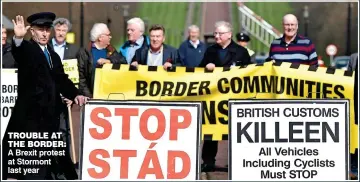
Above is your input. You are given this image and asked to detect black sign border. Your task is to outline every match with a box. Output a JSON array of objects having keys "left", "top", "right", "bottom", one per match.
[
  {"left": 79, "top": 99, "right": 203, "bottom": 180},
  {"left": 228, "top": 99, "right": 350, "bottom": 180}
]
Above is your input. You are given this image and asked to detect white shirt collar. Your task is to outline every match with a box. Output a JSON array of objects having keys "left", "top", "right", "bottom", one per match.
[
  {"left": 189, "top": 39, "right": 200, "bottom": 48},
  {"left": 52, "top": 38, "right": 66, "bottom": 47},
  {"left": 38, "top": 44, "right": 48, "bottom": 52}
]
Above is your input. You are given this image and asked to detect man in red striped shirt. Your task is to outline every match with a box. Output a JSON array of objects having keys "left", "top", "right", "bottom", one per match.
[{"left": 268, "top": 14, "right": 318, "bottom": 65}]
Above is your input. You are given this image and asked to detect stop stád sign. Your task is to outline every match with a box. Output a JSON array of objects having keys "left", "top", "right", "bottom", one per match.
[{"left": 326, "top": 44, "right": 338, "bottom": 56}]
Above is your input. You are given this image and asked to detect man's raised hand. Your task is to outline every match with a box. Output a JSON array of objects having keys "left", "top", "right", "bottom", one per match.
[{"left": 12, "top": 15, "right": 30, "bottom": 39}]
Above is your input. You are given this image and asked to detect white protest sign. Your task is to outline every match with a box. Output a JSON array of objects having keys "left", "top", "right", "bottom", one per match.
[
  {"left": 80, "top": 100, "right": 202, "bottom": 180},
  {"left": 229, "top": 99, "right": 349, "bottom": 181},
  {"left": 1, "top": 69, "right": 18, "bottom": 141}
]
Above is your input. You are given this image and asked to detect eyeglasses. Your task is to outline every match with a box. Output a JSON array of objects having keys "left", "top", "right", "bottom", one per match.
[
  {"left": 213, "top": 31, "right": 229, "bottom": 36},
  {"left": 283, "top": 23, "right": 297, "bottom": 27},
  {"left": 102, "top": 33, "right": 111, "bottom": 37}
]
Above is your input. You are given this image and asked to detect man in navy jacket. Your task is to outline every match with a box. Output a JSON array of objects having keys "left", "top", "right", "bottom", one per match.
[{"left": 178, "top": 25, "right": 206, "bottom": 67}]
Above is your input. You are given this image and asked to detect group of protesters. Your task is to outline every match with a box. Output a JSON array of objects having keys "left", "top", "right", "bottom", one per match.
[{"left": 1, "top": 10, "right": 358, "bottom": 180}]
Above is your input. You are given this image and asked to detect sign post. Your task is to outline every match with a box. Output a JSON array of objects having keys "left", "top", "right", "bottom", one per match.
[
  {"left": 326, "top": 44, "right": 338, "bottom": 66},
  {"left": 229, "top": 99, "right": 350, "bottom": 181}
]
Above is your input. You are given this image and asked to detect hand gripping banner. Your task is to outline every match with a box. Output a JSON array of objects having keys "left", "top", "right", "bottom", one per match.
[{"left": 92, "top": 62, "right": 357, "bottom": 154}]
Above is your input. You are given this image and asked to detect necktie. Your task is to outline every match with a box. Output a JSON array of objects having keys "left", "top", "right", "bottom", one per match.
[{"left": 43, "top": 47, "right": 52, "bottom": 68}]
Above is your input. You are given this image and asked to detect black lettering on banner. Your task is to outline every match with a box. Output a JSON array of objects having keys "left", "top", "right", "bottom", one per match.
[
  {"left": 286, "top": 78, "right": 298, "bottom": 96},
  {"left": 316, "top": 82, "right": 322, "bottom": 98},
  {"left": 299, "top": 79, "right": 305, "bottom": 97},
  {"left": 218, "top": 78, "right": 229, "bottom": 94},
  {"left": 2, "top": 106, "right": 14, "bottom": 117},
  {"left": 149, "top": 81, "right": 161, "bottom": 96},
  {"left": 174, "top": 82, "right": 187, "bottom": 96},
  {"left": 275, "top": 76, "right": 285, "bottom": 94},
  {"left": 136, "top": 81, "right": 148, "bottom": 96},
  {"left": 2, "top": 85, "right": 18, "bottom": 93},
  {"left": 322, "top": 83, "right": 332, "bottom": 98},
  {"left": 187, "top": 82, "right": 198, "bottom": 96},
  {"left": 218, "top": 100, "right": 228, "bottom": 124},
  {"left": 2, "top": 96, "right": 18, "bottom": 104},
  {"left": 161, "top": 82, "right": 174, "bottom": 96},
  {"left": 230, "top": 77, "right": 242, "bottom": 93},
  {"left": 260, "top": 76, "right": 274, "bottom": 93},
  {"left": 202, "top": 101, "right": 216, "bottom": 124},
  {"left": 334, "top": 85, "right": 345, "bottom": 98},
  {"left": 199, "top": 81, "right": 211, "bottom": 95},
  {"left": 243, "top": 76, "right": 260, "bottom": 93},
  {"left": 305, "top": 80, "right": 316, "bottom": 97}
]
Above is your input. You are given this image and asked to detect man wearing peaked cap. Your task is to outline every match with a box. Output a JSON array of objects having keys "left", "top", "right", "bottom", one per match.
[
  {"left": 27, "top": 12, "right": 56, "bottom": 27},
  {"left": 236, "top": 32, "right": 256, "bottom": 63},
  {"left": 2, "top": 13, "right": 88, "bottom": 180}
]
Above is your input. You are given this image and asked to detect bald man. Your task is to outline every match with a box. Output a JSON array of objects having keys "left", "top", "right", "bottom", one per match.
[{"left": 267, "top": 14, "right": 318, "bottom": 65}]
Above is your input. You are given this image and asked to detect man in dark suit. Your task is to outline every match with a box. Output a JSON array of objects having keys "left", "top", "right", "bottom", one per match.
[
  {"left": 49, "top": 17, "right": 80, "bottom": 161},
  {"left": 2, "top": 12, "right": 88, "bottom": 180},
  {"left": 199, "top": 21, "right": 251, "bottom": 172},
  {"left": 50, "top": 17, "right": 79, "bottom": 61},
  {"left": 131, "top": 24, "right": 182, "bottom": 69}
]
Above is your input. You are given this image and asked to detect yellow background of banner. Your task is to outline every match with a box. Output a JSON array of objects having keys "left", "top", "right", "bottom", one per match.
[
  {"left": 93, "top": 62, "right": 357, "bottom": 154},
  {"left": 62, "top": 59, "right": 79, "bottom": 87}
]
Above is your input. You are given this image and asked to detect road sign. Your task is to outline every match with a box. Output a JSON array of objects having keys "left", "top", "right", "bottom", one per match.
[{"left": 326, "top": 44, "right": 338, "bottom": 56}]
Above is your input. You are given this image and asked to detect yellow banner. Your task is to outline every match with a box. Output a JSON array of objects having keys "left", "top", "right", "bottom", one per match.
[
  {"left": 93, "top": 62, "right": 357, "bottom": 154},
  {"left": 62, "top": 59, "right": 79, "bottom": 87}
]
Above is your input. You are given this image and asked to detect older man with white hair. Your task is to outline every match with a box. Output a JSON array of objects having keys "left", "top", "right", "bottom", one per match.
[
  {"left": 199, "top": 21, "right": 250, "bottom": 69},
  {"left": 119, "top": 17, "right": 150, "bottom": 64},
  {"left": 77, "top": 23, "right": 126, "bottom": 98},
  {"left": 268, "top": 14, "right": 318, "bottom": 65},
  {"left": 178, "top": 25, "right": 206, "bottom": 67}
]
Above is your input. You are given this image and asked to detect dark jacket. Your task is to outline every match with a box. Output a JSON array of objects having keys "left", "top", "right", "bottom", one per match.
[
  {"left": 199, "top": 40, "right": 251, "bottom": 67},
  {"left": 2, "top": 42, "right": 17, "bottom": 68},
  {"left": 132, "top": 44, "right": 182, "bottom": 66},
  {"left": 347, "top": 53, "right": 358, "bottom": 126},
  {"left": 48, "top": 39, "right": 80, "bottom": 60},
  {"left": 2, "top": 38, "right": 79, "bottom": 180},
  {"left": 77, "top": 42, "right": 127, "bottom": 98},
  {"left": 178, "top": 39, "right": 206, "bottom": 67},
  {"left": 119, "top": 35, "right": 150, "bottom": 63}
]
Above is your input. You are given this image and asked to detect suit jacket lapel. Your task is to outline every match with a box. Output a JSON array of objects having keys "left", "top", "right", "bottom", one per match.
[
  {"left": 142, "top": 46, "right": 149, "bottom": 65},
  {"left": 63, "top": 44, "right": 70, "bottom": 60},
  {"left": 223, "top": 42, "right": 236, "bottom": 64},
  {"left": 162, "top": 45, "right": 170, "bottom": 64}
]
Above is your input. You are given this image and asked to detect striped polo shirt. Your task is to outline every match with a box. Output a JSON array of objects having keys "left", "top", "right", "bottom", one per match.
[{"left": 269, "top": 34, "right": 318, "bottom": 65}]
